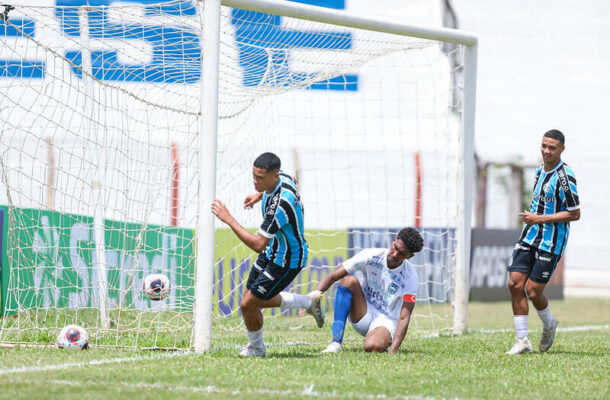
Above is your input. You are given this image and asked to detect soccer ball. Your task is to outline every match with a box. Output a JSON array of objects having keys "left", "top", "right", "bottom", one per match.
[
  {"left": 57, "top": 325, "right": 89, "bottom": 350},
  {"left": 143, "top": 273, "right": 171, "bottom": 301}
]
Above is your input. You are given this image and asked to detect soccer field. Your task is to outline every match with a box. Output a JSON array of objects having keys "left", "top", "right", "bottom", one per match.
[{"left": 0, "top": 298, "right": 608, "bottom": 400}]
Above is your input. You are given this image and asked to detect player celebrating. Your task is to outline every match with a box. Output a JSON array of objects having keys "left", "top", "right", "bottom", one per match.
[
  {"left": 212, "top": 152, "right": 324, "bottom": 357},
  {"left": 506, "top": 130, "right": 580, "bottom": 355},
  {"left": 311, "top": 227, "right": 423, "bottom": 354}
]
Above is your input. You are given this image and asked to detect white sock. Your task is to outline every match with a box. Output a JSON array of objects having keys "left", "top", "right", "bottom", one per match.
[
  {"left": 536, "top": 305, "right": 554, "bottom": 329},
  {"left": 514, "top": 315, "right": 529, "bottom": 339},
  {"left": 246, "top": 327, "right": 264, "bottom": 348},
  {"left": 280, "top": 292, "right": 311, "bottom": 308}
]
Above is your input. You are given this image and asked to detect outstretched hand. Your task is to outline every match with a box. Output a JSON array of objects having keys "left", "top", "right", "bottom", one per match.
[
  {"left": 243, "top": 192, "right": 263, "bottom": 209},
  {"left": 518, "top": 211, "right": 541, "bottom": 225},
  {"left": 211, "top": 199, "right": 233, "bottom": 224}
]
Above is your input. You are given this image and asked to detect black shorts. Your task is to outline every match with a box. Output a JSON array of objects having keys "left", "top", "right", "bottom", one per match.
[
  {"left": 507, "top": 241, "right": 560, "bottom": 284},
  {"left": 246, "top": 254, "right": 303, "bottom": 300}
]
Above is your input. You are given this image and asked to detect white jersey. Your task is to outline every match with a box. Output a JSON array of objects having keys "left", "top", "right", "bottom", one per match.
[{"left": 343, "top": 248, "right": 419, "bottom": 323}]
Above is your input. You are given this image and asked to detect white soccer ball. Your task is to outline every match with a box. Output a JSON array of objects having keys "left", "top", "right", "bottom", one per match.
[
  {"left": 143, "top": 273, "right": 171, "bottom": 301},
  {"left": 57, "top": 324, "right": 89, "bottom": 350}
]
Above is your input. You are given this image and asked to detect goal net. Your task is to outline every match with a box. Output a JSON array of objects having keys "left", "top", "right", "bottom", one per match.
[{"left": 0, "top": 0, "right": 475, "bottom": 349}]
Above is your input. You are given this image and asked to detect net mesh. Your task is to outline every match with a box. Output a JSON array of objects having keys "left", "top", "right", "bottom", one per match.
[{"left": 0, "top": 0, "right": 464, "bottom": 348}]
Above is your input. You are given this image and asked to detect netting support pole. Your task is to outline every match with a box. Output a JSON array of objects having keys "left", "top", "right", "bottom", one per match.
[
  {"left": 454, "top": 43, "right": 478, "bottom": 334},
  {"left": 80, "top": 6, "right": 110, "bottom": 330},
  {"left": 193, "top": 0, "right": 222, "bottom": 353}
]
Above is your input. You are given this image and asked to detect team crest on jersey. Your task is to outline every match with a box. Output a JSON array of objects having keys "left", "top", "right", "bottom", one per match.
[
  {"left": 543, "top": 183, "right": 551, "bottom": 193},
  {"left": 387, "top": 282, "right": 399, "bottom": 294}
]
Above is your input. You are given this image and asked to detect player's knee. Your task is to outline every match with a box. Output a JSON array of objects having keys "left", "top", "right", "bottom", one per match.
[
  {"left": 363, "top": 331, "right": 390, "bottom": 353},
  {"left": 527, "top": 288, "right": 542, "bottom": 301},
  {"left": 339, "top": 275, "right": 360, "bottom": 290},
  {"left": 507, "top": 278, "right": 524, "bottom": 293},
  {"left": 240, "top": 297, "right": 256, "bottom": 313},
  {"left": 363, "top": 338, "right": 386, "bottom": 353},
  {"left": 239, "top": 299, "right": 248, "bottom": 312}
]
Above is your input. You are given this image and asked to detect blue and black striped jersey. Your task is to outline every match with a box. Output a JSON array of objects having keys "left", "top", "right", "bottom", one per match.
[
  {"left": 259, "top": 172, "right": 308, "bottom": 269},
  {"left": 519, "top": 161, "right": 579, "bottom": 256}
]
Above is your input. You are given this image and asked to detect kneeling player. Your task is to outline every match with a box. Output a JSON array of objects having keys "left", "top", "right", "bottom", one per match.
[{"left": 312, "top": 227, "right": 423, "bottom": 354}]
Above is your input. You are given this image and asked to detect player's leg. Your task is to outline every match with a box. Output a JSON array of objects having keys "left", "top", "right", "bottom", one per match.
[
  {"left": 238, "top": 256, "right": 267, "bottom": 356},
  {"left": 322, "top": 275, "right": 367, "bottom": 353},
  {"left": 526, "top": 280, "right": 548, "bottom": 312},
  {"left": 506, "top": 242, "right": 535, "bottom": 354},
  {"left": 529, "top": 250, "right": 560, "bottom": 352},
  {"left": 506, "top": 271, "right": 533, "bottom": 354},
  {"left": 363, "top": 327, "right": 392, "bottom": 353},
  {"left": 240, "top": 260, "right": 303, "bottom": 356},
  {"left": 240, "top": 289, "right": 281, "bottom": 331},
  {"left": 363, "top": 315, "right": 394, "bottom": 353},
  {"left": 508, "top": 271, "right": 529, "bottom": 321},
  {"left": 280, "top": 290, "right": 325, "bottom": 328}
]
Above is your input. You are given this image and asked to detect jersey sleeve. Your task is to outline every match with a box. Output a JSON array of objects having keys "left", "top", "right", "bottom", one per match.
[
  {"left": 342, "top": 249, "right": 375, "bottom": 275},
  {"left": 559, "top": 167, "right": 580, "bottom": 211},
  {"left": 259, "top": 194, "right": 287, "bottom": 238},
  {"left": 402, "top": 268, "right": 419, "bottom": 303}
]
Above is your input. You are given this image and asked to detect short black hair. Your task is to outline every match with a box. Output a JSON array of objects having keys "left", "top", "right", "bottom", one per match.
[
  {"left": 396, "top": 227, "right": 424, "bottom": 254},
  {"left": 544, "top": 129, "right": 565, "bottom": 145},
  {"left": 253, "top": 152, "right": 281, "bottom": 171}
]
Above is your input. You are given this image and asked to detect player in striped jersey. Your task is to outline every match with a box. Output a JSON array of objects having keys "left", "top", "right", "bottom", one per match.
[
  {"left": 311, "top": 228, "right": 423, "bottom": 354},
  {"left": 212, "top": 152, "right": 324, "bottom": 357},
  {"left": 506, "top": 130, "right": 580, "bottom": 355}
]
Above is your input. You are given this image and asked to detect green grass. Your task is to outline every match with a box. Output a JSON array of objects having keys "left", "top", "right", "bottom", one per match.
[{"left": 0, "top": 298, "right": 608, "bottom": 400}]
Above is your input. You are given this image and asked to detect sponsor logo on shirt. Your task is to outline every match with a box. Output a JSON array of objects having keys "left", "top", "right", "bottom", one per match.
[
  {"left": 369, "top": 256, "right": 383, "bottom": 269},
  {"left": 364, "top": 286, "right": 389, "bottom": 312},
  {"left": 558, "top": 169, "right": 568, "bottom": 188},
  {"left": 266, "top": 195, "right": 279, "bottom": 215},
  {"left": 533, "top": 193, "right": 554, "bottom": 202}
]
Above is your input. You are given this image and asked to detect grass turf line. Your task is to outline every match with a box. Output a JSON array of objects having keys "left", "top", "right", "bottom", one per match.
[{"left": 0, "top": 298, "right": 608, "bottom": 400}]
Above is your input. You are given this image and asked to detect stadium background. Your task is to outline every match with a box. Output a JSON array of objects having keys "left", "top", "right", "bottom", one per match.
[{"left": 0, "top": 0, "right": 608, "bottom": 312}]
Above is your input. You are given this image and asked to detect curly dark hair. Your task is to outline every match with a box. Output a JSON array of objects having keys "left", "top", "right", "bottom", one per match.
[{"left": 396, "top": 227, "right": 424, "bottom": 254}]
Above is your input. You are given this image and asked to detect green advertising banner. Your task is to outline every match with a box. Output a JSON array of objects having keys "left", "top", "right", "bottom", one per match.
[
  {"left": 1, "top": 205, "right": 349, "bottom": 317},
  {"left": 0, "top": 206, "right": 195, "bottom": 316},
  {"left": 213, "top": 229, "right": 349, "bottom": 317}
]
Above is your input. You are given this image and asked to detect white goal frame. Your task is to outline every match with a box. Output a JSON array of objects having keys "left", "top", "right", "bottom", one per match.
[{"left": 194, "top": 0, "right": 478, "bottom": 353}]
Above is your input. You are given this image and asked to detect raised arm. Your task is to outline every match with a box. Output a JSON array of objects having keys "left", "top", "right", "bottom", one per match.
[
  {"left": 243, "top": 192, "right": 264, "bottom": 209},
  {"left": 388, "top": 301, "right": 415, "bottom": 354},
  {"left": 315, "top": 265, "right": 349, "bottom": 294},
  {"left": 212, "top": 199, "right": 270, "bottom": 253}
]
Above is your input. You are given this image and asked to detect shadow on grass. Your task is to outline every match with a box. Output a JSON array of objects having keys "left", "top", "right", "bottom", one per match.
[
  {"left": 538, "top": 350, "right": 606, "bottom": 357},
  {"left": 501, "top": 350, "right": 605, "bottom": 357},
  {"left": 211, "top": 348, "right": 319, "bottom": 359},
  {"left": 266, "top": 353, "right": 318, "bottom": 359}
]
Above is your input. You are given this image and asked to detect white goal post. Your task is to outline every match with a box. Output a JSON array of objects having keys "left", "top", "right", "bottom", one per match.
[{"left": 0, "top": 0, "right": 477, "bottom": 353}]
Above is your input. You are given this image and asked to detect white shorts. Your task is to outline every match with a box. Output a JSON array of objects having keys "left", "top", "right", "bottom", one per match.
[{"left": 348, "top": 302, "right": 397, "bottom": 339}]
